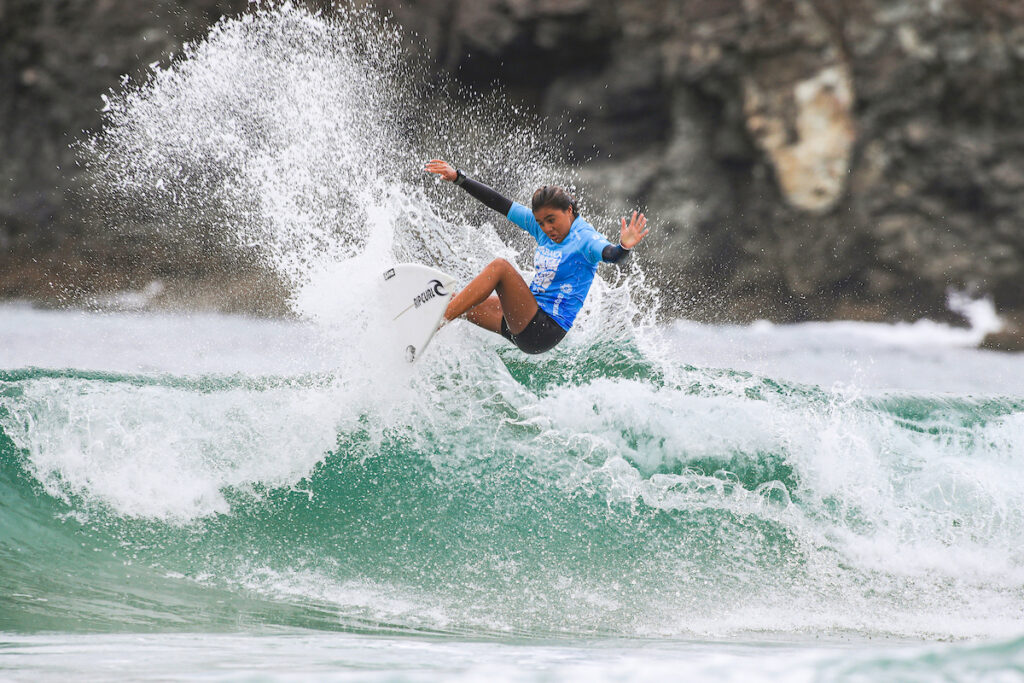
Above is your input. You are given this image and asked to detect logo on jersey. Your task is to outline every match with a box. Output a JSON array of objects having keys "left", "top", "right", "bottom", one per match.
[{"left": 533, "top": 247, "right": 562, "bottom": 291}]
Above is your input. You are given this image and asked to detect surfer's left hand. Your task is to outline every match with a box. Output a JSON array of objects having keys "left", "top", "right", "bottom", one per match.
[{"left": 619, "top": 211, "right": 649, "bottom": 250}]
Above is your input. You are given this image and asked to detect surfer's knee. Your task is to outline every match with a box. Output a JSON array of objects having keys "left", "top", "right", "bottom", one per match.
[{"left": 487, "top": 258, "right": 513, "bottom": 275}]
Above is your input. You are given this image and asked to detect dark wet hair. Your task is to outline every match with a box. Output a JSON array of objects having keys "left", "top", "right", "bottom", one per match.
[{"left": 531, "top": 185, "right": 579, "bottom": 218}]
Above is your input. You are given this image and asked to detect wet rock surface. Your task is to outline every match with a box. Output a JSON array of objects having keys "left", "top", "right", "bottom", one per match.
[{"left": 3, "top": 0, "right": 1023, "bottom": 347}]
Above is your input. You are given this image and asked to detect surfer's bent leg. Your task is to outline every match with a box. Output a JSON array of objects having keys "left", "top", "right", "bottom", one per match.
[{"left": 444, "top": 258, "right": 538, "bottom": 335}]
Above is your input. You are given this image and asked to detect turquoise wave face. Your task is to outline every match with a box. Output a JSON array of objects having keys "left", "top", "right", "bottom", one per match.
[{"left": 3, "top": 344, "right": 1023, "bottom": 639}]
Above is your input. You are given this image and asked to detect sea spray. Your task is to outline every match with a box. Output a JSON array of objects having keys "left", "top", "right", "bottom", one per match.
[{"left": 81, "top": 2, "right": 655, "bottom": 342}]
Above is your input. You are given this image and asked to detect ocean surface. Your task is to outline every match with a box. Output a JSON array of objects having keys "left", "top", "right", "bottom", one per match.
[
  {"left": 2, "top": 302, "right": 1023, "bottom": 681},
  {"left": 5, "top": 3, "right": 1024, "bottom": 680}
]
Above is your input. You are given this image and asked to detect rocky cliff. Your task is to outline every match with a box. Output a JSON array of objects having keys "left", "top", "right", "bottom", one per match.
[
  {"left": 1, "top": 0, "right": 290, "bottom": 313},
  {"left": 3, "top": 0, "right": 1024, "bottom": 345}
]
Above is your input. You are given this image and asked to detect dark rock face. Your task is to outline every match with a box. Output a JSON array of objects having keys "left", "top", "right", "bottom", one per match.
[
  {"left": 1, "top": 0, "right": 255, "bottom": 304},
  {"left": 377, "top": 0, "right": 1024, "bottom": 328},
  {"left": 3, "top": 0, "right": 1024, "bottom": 337}
]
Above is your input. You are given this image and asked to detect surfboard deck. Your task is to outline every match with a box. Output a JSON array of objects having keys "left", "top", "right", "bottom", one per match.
[{"left": 379, "top": 263, "right": 457, "bottom": 363}]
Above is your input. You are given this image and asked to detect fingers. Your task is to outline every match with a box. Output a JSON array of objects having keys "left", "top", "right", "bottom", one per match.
[
  {"left": 635, "top": 212, "right": 650, "bottom": 243},
  {"left": 621, "top": 212, "right": 646, "bottom": 231},
  {"left": 635, "top": 212, "right": 649, "bottom": 241}
]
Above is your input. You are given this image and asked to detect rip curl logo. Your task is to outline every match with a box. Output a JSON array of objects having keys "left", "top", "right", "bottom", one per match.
[
  {"left": 533, "top": 247, "right": 562, "bottom": 291},
  {"left": 413, "top": 279, "right": 448, "bottom": 308}
]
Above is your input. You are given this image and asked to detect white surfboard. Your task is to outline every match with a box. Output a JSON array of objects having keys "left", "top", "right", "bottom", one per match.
[{"left": 379, "top": 263, "right": 458, "bottom": 363}]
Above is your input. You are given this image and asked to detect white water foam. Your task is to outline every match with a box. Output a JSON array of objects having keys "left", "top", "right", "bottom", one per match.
[
  {"left": 746, "top": 290, "right": 1002, "bottom": 349},
  {"left": 4, "top": 375, "right": 343, "bottom": 521}
]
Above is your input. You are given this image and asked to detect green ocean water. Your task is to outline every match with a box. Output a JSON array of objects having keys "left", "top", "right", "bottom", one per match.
[
  {"left": 3, "top": 316, "right": 1024, "bottom": 641},
  {"left": 2, "top": 307, "right": 1024, "bottom": 680}
]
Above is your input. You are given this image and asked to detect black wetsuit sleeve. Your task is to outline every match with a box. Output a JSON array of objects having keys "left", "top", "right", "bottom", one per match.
[
  {"left": 454, "top": 170, "right": 514, "bottom": 216},
  {"left": 602, "top": 243, "right": 632, "bottom": 264}
]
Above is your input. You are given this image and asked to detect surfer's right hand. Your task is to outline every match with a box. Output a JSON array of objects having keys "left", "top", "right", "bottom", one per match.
[{"left": 425, "top": 159, "right": 457, "bottom": 182}]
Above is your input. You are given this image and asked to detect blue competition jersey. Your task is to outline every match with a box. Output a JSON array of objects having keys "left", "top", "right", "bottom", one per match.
[{"left": 506, "top": 202, "right": 612, "bottom": 330}]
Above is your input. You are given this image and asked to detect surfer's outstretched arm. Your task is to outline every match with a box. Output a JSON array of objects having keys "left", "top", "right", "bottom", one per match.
[
  {"left": 425, "top": 160, "right": 512, "bottom": 215},
  {"left": 425, "top": 160, "right": 550, "bottom": 345},
  {"left": 426, "top": 159, "right": 649, "bottom": 262}
]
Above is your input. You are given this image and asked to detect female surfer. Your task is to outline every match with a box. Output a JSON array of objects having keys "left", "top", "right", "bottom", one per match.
[{"left": 425, "top": 159, "right": 649, "bottom": 354}]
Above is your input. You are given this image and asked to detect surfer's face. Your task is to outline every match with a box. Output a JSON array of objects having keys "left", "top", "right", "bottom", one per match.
[{"left": 533, "top": 206, "right": 574, "bottom": 243}]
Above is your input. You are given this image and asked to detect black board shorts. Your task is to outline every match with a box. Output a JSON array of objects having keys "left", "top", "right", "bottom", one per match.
[{"left": 500, "top": 307, "right": 567, "bottom": 355}]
